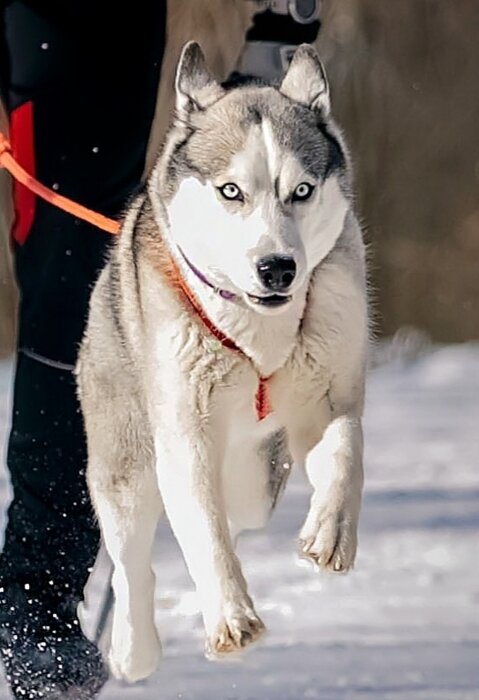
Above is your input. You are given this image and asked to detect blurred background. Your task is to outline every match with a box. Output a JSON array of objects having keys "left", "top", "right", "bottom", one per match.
[{"left": 319, "top": 0, "right": 479, "bottom": 341}]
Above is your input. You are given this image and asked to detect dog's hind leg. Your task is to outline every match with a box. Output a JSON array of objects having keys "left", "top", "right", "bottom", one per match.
[{"left": 85, "top": 408, "right": 163, "bottom": 683}]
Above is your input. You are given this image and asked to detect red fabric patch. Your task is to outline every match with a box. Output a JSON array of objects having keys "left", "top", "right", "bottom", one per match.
[{"left": 10, "top": 101, "right": 36, "bottom": 245}]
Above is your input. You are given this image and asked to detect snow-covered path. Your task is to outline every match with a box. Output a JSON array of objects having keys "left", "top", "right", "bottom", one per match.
[{"left": 1, "top": 344, "right": 478, "bottom": 699}]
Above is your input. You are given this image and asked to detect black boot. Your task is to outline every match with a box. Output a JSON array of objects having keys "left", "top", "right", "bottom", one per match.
[{"left": 0, "top": 582, "right": 108, "bottom": 699}]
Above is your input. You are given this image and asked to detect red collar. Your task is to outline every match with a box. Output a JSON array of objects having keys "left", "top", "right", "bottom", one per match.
[{"left": 167, "top": 250, "right": 273, "bottom": 422}]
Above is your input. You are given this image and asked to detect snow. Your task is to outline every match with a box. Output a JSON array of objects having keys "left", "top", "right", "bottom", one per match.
[{"left": 1, "top": 344, "right": 479, "bottom": 699}]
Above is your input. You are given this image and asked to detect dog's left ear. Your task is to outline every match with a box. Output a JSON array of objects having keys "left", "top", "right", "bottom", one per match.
[
  {"left": 280, "top": 44, "right": 330, "bottom": 117},
  {"left": 175, "top": 41, "right": 225, "bottom": 119}
]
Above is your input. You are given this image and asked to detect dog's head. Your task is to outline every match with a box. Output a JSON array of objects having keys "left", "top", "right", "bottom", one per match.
[{"left": 153, "top": 42, "right": 351, "bottom": 314}]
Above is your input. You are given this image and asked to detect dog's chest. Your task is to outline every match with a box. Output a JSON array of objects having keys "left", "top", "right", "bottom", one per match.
[
  {"left": 219, "top": 357, "right": 331, "bottom": 530},
  {"left": 220, "top": 387, "right": 293, "bottom": 530}
]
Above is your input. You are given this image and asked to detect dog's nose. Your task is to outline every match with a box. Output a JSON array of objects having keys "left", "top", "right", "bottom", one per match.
[{"left": 256, "top": 255, "right": 297, "bottom": 292}]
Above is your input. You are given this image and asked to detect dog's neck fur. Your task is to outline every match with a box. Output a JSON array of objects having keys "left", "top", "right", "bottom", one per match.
[{"left": 173, "top": 247, "right": 308, "bottom": 377}]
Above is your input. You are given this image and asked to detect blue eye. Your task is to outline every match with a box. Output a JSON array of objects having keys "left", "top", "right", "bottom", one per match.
[
  {"left": 218, "top": 183, "right": 243, "bottom": 201},
  {"left": 292, "top": 182, "right": 315, "bottom": 202}
]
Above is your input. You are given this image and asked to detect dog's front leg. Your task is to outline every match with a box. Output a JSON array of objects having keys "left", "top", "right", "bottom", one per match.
[
  {"left": 299, "top": 409, "right": 364, "bottom": 573},
  {"left": 154, "top": 417, "right": 264, "bottom": 657}
]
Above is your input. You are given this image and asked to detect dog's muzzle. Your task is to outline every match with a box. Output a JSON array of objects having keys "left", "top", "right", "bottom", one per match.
[{"left": 246, "top": 254, "right": 296, "bottom": 307}]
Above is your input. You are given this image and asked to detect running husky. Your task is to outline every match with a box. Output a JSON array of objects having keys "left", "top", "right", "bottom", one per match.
[{"left": 77, "top": 41, "right": 368, "bottom": 682}]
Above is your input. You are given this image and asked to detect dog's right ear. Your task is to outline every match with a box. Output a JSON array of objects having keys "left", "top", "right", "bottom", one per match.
[{"left": 175, "top": 42, "right": 225, "bottom": 120}]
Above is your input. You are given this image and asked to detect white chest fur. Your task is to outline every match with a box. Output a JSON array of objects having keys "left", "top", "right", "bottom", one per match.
[{"left": 212, "top": 352, "right": 333, "bottom": 536}]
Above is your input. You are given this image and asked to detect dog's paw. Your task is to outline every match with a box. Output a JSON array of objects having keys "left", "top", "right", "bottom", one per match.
[
  {"left": 205, "top": 601, "right": 265, "bottom": 658},
  {"left": 108, "top": 625, "right": 161, "bottom": 683},
  {"left": 299, "top": 506, "right": 358, "bottom": 573}
]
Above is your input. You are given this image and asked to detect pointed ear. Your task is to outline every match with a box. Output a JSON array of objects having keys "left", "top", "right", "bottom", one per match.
[
  {"left": 280, "top": 44, "right": 330, "bottom": 116},
  {"left": 175, "top": 41, "right": 225, "bottom": 119}
]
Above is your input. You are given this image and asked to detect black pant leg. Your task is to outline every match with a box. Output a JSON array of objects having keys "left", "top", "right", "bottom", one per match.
[
  {"left": 1, "top": 354, "right": 99, "bottom": 592},
  {"left": 0, "top": 1, "right": 166, "bottom": 598}
]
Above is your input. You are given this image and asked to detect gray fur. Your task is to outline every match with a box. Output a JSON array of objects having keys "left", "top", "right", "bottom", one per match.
[
  {"left": 260, "top": 428, "right": 291, "bottom": 510},
  {"left": 77, "top": 42, "right": 368, "bottom": 682}
]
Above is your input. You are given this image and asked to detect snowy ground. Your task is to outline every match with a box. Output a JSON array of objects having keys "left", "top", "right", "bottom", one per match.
[{"left": 0, "top": 343, "right": 478, "bottom": 699}]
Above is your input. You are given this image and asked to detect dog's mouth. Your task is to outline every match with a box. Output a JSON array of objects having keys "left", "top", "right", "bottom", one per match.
[
  {"left": 177, "top": 246, "right": 294, "bottom": 310},
  {"left": 246, "top": 293, "right": 292, "bottom": 308}
]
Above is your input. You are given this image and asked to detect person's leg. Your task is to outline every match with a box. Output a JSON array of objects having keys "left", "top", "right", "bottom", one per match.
[
  {"left": 0, "top": 2, "right": 166, "bottom": 697},
  {"left": 0, "top": 355, "right": 107, "bottom": 698}
]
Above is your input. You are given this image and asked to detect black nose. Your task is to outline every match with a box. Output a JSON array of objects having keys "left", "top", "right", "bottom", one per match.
[{"left": 256, "top": 255, "right": 297, "bottom": 292}]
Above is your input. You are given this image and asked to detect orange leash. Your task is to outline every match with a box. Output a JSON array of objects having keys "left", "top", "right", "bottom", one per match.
[
  {"left": 0, "top": 130, "right": 272, "bottom": 420},
  {"left": 0, "top": 132, "right": 120, "bottom": 235}
]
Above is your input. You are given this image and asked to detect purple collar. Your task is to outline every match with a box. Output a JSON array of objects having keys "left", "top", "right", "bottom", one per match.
[{"left": 178, "top": 248, "right": 237, "bottom": 302}]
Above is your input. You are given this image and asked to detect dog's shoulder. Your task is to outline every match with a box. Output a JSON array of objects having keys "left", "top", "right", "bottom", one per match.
[{"left": 279, "top": 211, "right": 367, "bottom": 411}]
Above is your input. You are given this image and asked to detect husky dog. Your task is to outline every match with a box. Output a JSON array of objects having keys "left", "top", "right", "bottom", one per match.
[{"left": 77, "top": 42, "right": 368, "bottom": 683}]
